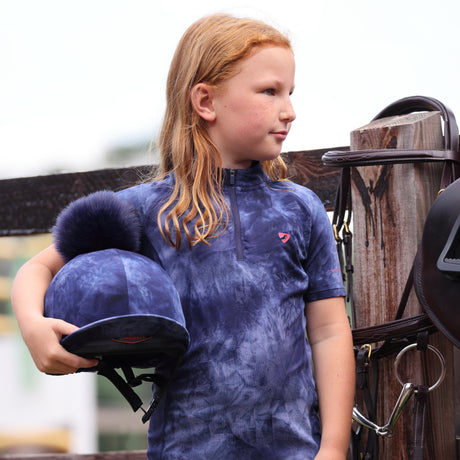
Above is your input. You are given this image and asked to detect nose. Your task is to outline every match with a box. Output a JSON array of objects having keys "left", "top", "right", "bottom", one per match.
[{"left": 280, "top": 98, "right": 296, "bottom": 123}]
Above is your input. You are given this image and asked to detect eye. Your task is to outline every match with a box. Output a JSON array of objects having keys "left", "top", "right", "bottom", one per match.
[{"left": 263, "top": 88, "right": 276, "bottom": 96}]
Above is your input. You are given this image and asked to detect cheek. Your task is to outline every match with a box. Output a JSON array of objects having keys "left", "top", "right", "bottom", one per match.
[
  {"left": 239, "top": 104, "right": 270, "bottom": 132},
  {"left": 247, "top": 113, "right": 270, "bottom": 137},
  {"left": 233, "top": 116, "right": 264, "bottom": 140},
  {"left": 224, "top": 97, "right": 271, "bottom": 138}
]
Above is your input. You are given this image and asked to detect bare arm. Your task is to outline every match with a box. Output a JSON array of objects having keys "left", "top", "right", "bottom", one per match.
[
  {"left": 306, "top": 296, "right": 355, "bottom": 460},
  {"left": 11, "top": 244, "right": 98, "bottom": 374}
]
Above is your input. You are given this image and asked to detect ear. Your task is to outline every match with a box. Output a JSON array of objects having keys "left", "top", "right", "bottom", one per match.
[{"left": 190, "top": 83, "right": 216, "bottom": 122}]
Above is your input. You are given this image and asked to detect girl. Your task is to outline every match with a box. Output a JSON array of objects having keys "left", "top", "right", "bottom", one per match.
[{"left": 11, "top": 13, "right": 355, "bottom": 460}]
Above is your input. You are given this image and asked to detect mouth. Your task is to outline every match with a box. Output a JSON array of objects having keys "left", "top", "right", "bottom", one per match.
[{"left": 271, "top": 130, "right": 288, "bottom": 141}]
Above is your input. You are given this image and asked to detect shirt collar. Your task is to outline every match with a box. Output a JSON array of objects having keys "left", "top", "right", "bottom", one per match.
[{"left": 222, "top": 161, "right": 267, "bottom": 188}]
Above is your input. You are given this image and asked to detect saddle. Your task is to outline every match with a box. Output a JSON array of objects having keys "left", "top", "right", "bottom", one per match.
[{"left": 415, "top": 177, "right": 460, "bottom": 349}]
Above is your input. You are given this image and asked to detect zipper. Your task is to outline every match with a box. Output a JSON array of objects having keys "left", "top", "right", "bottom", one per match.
[{"left": 229, "top": 169, "right": 244, "bottom": 260}]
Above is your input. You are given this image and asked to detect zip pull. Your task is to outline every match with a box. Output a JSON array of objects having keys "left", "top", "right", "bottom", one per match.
[{"left": 229, "top": 169, "right": 236, "bottom": 186}]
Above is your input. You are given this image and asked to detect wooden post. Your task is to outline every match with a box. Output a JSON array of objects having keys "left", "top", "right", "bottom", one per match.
[{"left": 350, "top": 111, "right": 456, "bottom": 459}]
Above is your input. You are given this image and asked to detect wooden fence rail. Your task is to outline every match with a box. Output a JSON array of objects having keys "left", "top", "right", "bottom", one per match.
[{"left": 0, "top": 147, "right": 345, "bottom": 237}]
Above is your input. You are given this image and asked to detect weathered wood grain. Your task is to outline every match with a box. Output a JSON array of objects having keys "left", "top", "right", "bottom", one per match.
[{"left": 350, "top": 111, "right": 456, "bottom": 459}]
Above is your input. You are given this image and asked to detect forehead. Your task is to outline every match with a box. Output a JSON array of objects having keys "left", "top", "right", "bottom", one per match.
[
  {"left": 232, "top": 45, "right": 295, "bottom": 81},
  {"left": 242, "top": 44, "right": 293, "bottom": 65}
]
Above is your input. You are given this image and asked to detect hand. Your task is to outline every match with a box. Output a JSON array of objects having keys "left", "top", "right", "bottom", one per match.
[{"left": 22, "top": 316, "right": 98, "bottom": 374}]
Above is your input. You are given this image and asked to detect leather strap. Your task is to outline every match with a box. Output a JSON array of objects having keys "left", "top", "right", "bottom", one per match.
[
  {"left": 352, "top": 314, "right": 435, "bottom": 349},
  {"left": 332, "top": 168, "right": 352, "bottom": 235},
  {"left": 372, "top": 95, "right": 458, "bottom": 152},
  {"left": 412, "top": 385, "right": 429, "bottom": 460},
  {"left": 332, "top": 168, "right": 355, "bottom": 322},
  {"left": 356, "top": 347, "right": 379, "bottom": 459},
  {"left": 322, "top": 96, "right": 460, "bottom": 189},
  {"left": 323, "top": 148, "right": 459, "bottom": 167}
]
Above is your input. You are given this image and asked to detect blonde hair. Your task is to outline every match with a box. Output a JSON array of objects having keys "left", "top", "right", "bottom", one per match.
[{"left": 153, "top": 13, "right": 291, "bottom": 248}]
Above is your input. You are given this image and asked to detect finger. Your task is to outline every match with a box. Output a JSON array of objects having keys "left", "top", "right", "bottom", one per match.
[
  {"left": 50, "top": 319, "right": 99, "bottom": 369},
  {"left": 38, "top": 347, "right": 98, "bottom": 374},
  {"left": 60, "top": 348, "right": 99, "bottom": 371}
]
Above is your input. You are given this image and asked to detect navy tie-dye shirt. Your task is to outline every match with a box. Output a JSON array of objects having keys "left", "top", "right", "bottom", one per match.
[{"left": 118, "top": 161, "right": 345, "bottom": 459}]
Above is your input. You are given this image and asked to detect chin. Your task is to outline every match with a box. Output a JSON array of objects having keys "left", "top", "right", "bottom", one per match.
[{"left": 259, "top": 152, "right": 282, "bottom": 162}]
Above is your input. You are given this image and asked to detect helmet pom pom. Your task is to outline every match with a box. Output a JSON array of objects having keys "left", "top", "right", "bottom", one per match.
[{"left": 53, "top": 190, "right": 141, "bottom": 262}]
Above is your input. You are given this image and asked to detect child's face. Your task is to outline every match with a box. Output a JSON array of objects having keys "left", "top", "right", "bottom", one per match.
[{"left": 207, "top": 45, "right": 296, "bottom": 169}]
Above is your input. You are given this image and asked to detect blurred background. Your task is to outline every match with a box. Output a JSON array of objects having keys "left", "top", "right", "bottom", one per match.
[{"left": 1, "top": 0, "right": 460, "bottom": 454}]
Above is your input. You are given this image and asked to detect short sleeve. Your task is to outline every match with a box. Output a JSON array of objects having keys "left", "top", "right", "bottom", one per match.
[{"left": 303, "top": 193, "right": 345, "bottom": 302}]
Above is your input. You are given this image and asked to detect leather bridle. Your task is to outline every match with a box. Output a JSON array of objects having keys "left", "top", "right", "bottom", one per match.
[{"left": 322, "top": 95, "right": 460, "bottom": 460}]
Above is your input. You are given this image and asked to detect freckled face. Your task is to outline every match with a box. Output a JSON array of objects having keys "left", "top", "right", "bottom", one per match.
[{"left": 207, "top": 46, "right": 296, "bottom": 169}]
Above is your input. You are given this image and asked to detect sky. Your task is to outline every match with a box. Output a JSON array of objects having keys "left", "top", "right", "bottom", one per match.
[{"left": 1, "top": 0, "right": 460, "bottom": 179}]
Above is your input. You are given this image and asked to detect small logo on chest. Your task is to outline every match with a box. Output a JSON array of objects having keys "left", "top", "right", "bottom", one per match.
[{"left": 278, "top": 232, "right": 291, "bottom": 243}]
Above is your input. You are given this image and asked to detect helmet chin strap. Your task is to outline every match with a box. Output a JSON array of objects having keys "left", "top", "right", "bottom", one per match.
[
  {"left": 95, "top": 358, "right": 181, "bottom": 423},
  {"left": 96, "top": 360, "right": 164, "bottom": 423}
]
